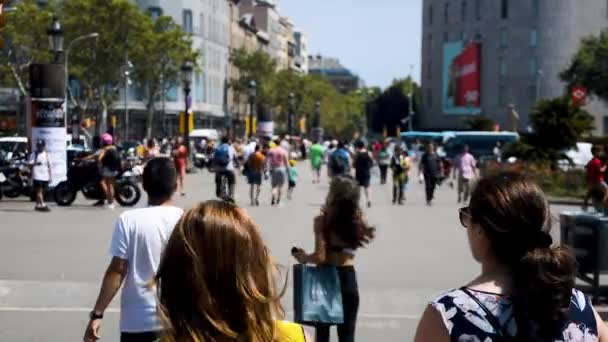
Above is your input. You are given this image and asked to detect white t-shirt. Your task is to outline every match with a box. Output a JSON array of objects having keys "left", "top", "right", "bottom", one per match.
[
  {"left": 29, "top": 151, "right": 51, "bottom": 182},
  {"left": 109, "top": 205, "right": 184, "bottom": 333}
]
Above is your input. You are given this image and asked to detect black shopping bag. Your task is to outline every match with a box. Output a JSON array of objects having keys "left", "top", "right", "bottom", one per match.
[{"left": 293, "top": 264, "right": 344, "bottom": 326}]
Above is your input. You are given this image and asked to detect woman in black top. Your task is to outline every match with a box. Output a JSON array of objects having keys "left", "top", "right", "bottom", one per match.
[{"left": 292, "top": 176, "right": 375, "bottom": 342}]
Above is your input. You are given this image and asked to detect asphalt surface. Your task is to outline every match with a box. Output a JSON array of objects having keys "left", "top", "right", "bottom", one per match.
[{"left": 0, "top": 166, "right": 570, "bottom": 341}]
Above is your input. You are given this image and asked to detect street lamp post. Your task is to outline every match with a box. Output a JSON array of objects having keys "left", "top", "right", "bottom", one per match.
[
  {"left": 248, "top": 80, "right": 257, "bottom": 140},
  {"left": 47, "top": 17, "right": 64, "bottom": 64},
  {"left": 123, "top": 59, "right": 133, "bottom": 140},
  {"left": 63, "top": 32, "right": 99, "bottom": 137},
  {"left": 288, "top": 92, "right": 295, "bottom": 136},
  {"left": 407, "top": 64, "right": 415, "bottom": 132},
  {"left": 181, "top": 61, "right": 194, "bottom": 152}
]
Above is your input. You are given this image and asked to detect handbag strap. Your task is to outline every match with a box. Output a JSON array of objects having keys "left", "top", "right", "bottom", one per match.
[{"left": 460, "top": 287, "right": 512, "bottom": 341}]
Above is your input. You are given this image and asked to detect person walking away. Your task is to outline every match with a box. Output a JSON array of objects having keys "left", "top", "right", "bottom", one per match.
[
  {"left": 583, "top": 145, "right": 607, "bottom": 211},
  {"left": 309, "top": 140, "right": 325, "bottom": 184},
  {"left": 99, "top": 133, "right": 121, "bottom": 209},
  {"left": 83, "top": 157, "right": 183, "bottom": 342},
  {"left": 172, "top": 137, "right": 187, "bottom": 196},
  {"left": 155, "top": 200, "right": 310, "bottom": 342},
  {"left": 214, "top": 136, "right": 237, "bottom": 200},
  {"left": 414, "top": 172, "right": 608, "bottom": 341},
  {"left": 266, "top": 139, "right": 290, "bottom": 206},
  {"left": 420, "top": 143, "right": 441, "bottom": 206},
  {"left": 246, "top": 144, "right": 265, "bottom": 206},
  {"left": 353, "top": 140, "right": 374, "bottom": 208},
  {"left": 391, "top": 148, "right": 411, "bottom": 205},
  {"left": 377, "top": 144, "right": 391, "bottom": 185},
  {"left": 325, "top": 141, "right": 337, "bottom": 180},
  {"left": 329, "top": 141, "right": 352, "bottom": 178},
  {"left": 287, "top": 159, "right": 298, "bottom": 200},
  {"left": 29, "top": 140, "right": 52, "bottom": 212},
  {"left": 453, "top": 144, "right": 478, "bottom": 203},
  {"left": 292, "top": 176, "right": 375, "bottom": 342}
]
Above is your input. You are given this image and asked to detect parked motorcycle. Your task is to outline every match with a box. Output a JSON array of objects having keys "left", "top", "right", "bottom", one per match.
[
  {"left": 0, "top": 161, "right": 32, "bottom": 199},
  {"left": 53, "top": 159, "right": 141, "bottom": 207}
]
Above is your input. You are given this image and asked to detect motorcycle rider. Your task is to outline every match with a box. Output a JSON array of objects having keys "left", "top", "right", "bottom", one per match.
[
  {"left": 85, "top": 133, "right": 121, "bottom": 209},
  {"left": 29, "top": 139, "right": 52, "bottom": 212}
]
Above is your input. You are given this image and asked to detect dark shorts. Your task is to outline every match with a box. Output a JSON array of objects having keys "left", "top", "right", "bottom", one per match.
[
  {"left": 120, "top": 331, "right": 160, "bottom": 342},
  {"left": 33, "top": 180, "right": 48, "bottom": 192},
  {"left": 289, "top": 180, "right": 296, "bottom": 189},
  {"left": 101, "top": 167, "right": 119, "bottom": 178},
  {"left": 356, "top": 174, "right": 371, "bottom": 188},
  {"left": 247, "top": 172, "right": 262, "bottom": 185}
]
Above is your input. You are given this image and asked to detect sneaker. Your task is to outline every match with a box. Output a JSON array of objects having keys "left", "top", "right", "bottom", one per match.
[
  {"left": 181, "top": 192, "right": 186, "bottom": 197},
  {"left": 104, "top": 203, "right": 116, "bottom": 210},
  {"left": 271, "top": 198, "right": 276, "bottom": 206},
  {"left": 255, "top": 199, "right": 260, "bottom": 206},
  {"left": 93, "top": 200, "right": 105, "bottom": 206},
  {"left": 40, "top": 205, "right": 51, "bottom": 212},
  {"left": 367, "top": 201, "right": 371, "bottom": 208}
]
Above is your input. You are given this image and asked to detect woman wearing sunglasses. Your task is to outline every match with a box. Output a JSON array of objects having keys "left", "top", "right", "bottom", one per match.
[{"left": 415, "top": 172, "right": 608, "bottom": 342}]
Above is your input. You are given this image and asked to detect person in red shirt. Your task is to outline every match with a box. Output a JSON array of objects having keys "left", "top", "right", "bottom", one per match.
[
  {"left": 584, "top": 145, "right": 607, "bottom": 210},
  {"left": 173, "top": 136, "right": 188, "bottom": 196}
]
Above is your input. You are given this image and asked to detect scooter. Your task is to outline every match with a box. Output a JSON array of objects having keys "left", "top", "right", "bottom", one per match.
[
  {"left": 0, "top": 161, "right": 31, "bottom": 199},
  {"left": 53, "top": 159, "right": 141, "bottom": 207}
]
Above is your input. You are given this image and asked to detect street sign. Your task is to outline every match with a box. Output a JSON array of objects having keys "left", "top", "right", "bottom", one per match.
[{"left": 572, "top": 86, "right": 587, "bottom": 106}]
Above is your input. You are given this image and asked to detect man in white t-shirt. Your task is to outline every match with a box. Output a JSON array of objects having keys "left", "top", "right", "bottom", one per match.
[
  {"left": 83, "top": 157, "right": 183, "bottom": 342},
  {"left": 29, "top": 140, "right": 52, "bottom": 212}
]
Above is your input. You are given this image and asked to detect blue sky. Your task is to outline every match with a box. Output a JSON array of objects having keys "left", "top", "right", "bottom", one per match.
[{"left": 279, "top": 0, "right": 422, "bottom": 89}]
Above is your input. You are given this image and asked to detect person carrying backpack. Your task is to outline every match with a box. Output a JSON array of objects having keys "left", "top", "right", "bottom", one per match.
[
  {"left": 353, "top": 140, "right": 374, "bottom": 208},
  {"left": 329, "top": 141, "right": 351, "bottom": 177},
  {"left": 377, "top": 144, "right": 391, "bottom": 185},
  {"left": 214, "top": 136, "right": 237, "bottom": 200}
]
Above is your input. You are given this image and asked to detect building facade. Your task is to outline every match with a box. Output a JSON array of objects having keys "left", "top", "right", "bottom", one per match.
[
  {"left": 293, "top": 30, "right": 309, "bottom": 74},
  {"left": 420, "top": 0, "right": 608, "bottom": 134},
  {"left": 309, "top": 55, "right": 362, "bottom": 94}
]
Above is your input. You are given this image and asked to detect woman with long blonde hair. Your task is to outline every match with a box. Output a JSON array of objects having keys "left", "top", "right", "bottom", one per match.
[{"left": 155, "top": 200, "right": 308, "bottom": 342}]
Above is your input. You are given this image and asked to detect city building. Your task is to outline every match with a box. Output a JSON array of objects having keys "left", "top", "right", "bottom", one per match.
[
  {"left": 293, "top": 29, "right": 309, "bottom": 74},
  {"left": 121, "top": 0, "right": 232, "bottom": 137},
  {"left": 420, "top": 0, "right": 608, "bottom": 134},
  {"left": 308, "top": 55, "right": 362, "bottom": 94}
]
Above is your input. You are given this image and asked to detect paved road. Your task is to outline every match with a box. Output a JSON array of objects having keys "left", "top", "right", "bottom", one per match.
[{"left": 0, "top": 165, "right": 569, "bottom": 341}]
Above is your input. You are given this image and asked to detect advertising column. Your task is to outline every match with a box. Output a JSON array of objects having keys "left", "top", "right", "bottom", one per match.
[
  {"left": 28, "top": 64, "right": 67, "bottom": 186},
  {"left": 256, "top": 104, "right": 274, "bottom": 139}
]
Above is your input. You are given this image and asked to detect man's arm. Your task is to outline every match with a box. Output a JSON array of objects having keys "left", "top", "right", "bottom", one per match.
[{"left": 83, "top": 257, "right": 127, "bottom": 342}]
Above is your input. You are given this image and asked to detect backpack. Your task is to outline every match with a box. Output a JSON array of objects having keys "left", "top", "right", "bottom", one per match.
[
  {"left": 391, "top": 156, "right": 404, "bottom": 174},
  {"left": 214, "top": 144, "right": 231, "bottom": 167},
  {"left": 330, "top": 149, "right": 349, "bottom": 175}
]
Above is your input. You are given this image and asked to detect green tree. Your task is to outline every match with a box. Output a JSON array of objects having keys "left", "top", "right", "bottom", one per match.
[
  {"left": 464, "top": 115, "right": 495, "bottom": 131},
  {"left": 0, "top": 0, "right": 55, "bottom": 95},
  {"left": 504, "top": 96, "right": 594, "bottom": 164},
  {"left": 129, "top": 16, "right": 198, "bottom": 138},
  {"left": 60, "top": 0, "right": 151, "bottom": 135},
  {"left": 230, "top": 48, "right": 276, "bottom": 107},
  {"left": 561, "top": 31, "right": 608, "bottom": 100},
  {"left": 370, "top": 78, "right": 420, "bottom": 135}
]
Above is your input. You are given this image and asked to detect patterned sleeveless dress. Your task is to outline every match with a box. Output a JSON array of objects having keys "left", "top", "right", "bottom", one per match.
[{"left": 432, "top": 288, "right": 598, "bottom": 341}]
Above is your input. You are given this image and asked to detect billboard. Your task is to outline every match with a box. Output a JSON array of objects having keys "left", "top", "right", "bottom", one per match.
[{"left": 443, "top": 42, "right": 481, "bottom": 115}]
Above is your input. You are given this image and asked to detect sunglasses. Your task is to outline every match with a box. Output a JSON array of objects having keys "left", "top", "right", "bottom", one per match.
[{"left": 459, "top": 207, "right": 471, "bottom": 228}]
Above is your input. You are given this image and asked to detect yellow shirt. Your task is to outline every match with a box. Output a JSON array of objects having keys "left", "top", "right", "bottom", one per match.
[{"left": 275, "top": 321, "right": 306, "bottom": 342}]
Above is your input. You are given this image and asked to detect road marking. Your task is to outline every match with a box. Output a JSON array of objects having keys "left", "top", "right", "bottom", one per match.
[{"left": 0, "top": 307, "right": 419, "bottom": 320}]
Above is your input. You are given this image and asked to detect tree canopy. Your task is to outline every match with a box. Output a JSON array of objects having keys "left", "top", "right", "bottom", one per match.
[{"left": 561, "top": 30, "right": 608, "bottom": 101}]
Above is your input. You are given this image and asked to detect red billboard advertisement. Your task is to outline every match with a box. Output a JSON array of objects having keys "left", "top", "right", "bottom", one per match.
[{"left": 444, "top": 42, "right": 481, "bottom": 114}]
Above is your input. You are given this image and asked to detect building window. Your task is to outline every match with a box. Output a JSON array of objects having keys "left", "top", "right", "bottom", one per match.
[
  {"left": 501, "top": 0, "right": 509, "bottom": 19},
  {"left": 443, "top": 32, "right": 449, "bottom": 42},
  {"left": 427, "top": 89, "right": 433, "bottom": 108},
  {"left": 148, "top": 7, "right": 163, "bottom": 20},
  {"left": 428, "top": 34, "right": 433, "bottom": 56},
  {"left": 429, "top": 4, "right": 434, "bottom": 25},
  {"left": 532, "top": 0, "right": 540, "bottom": 18},
  {"left": 530, "top": 29, "right": 538, "bottom": 47},
  {"left": 461, "top": 1, "right": 467, "bottom": 21},
  {"left": 475, "top": 0, "right": 481, "bottom": 20},
  {"left": 500, "top": 28, "right": 508, "bottom": 47},
  {"left": 182, "top": 10, "right": 193, "bottom": 33},
  {"left": 529, "top": 84, "right": 537, "bottom": 104},
  {"left": 427, "top": 59, "right": 432, "bottom": 80},
  {"left": 499, "top": 57, "right": 507, "bottom": 76},
  {"left": 603, "top": 116, "right": 608, "bottom": 134},
  {"left": 444, "top": 3, "right": 450, "bottom": 24},
  {"left": 200, "top": 14, "right": 205, "bottom": 37},
  {"left": 499, "top": 85, "right": 507, "bottom": 106},
  {"left": 461, "top": 31, "right": 467, "bottom": 41},
  {"left": 529, "top": 56, "right": 537, "bottom": 75}
]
